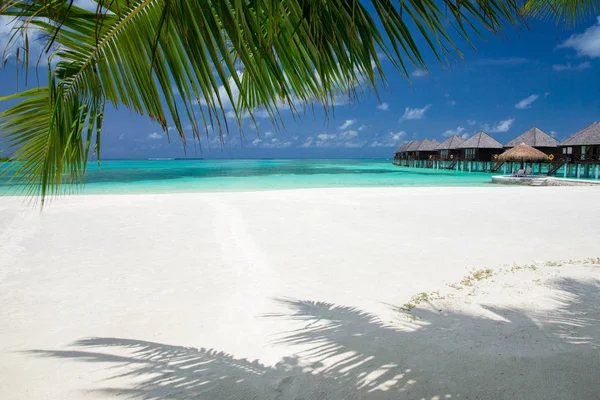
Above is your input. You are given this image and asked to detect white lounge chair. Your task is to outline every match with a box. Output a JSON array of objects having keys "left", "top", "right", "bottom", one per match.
[{"left": 525, "top": 167, "right": 533, "bottom": 176}]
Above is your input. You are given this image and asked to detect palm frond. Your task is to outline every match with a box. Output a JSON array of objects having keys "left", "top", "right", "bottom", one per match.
[{"left": 0, "top": 0, "right": 592, "bottom": 203}]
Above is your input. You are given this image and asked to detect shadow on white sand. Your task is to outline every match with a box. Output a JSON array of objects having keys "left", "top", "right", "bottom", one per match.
[{"left": 27, "top": 277, "right": 600, "bottom": 399}]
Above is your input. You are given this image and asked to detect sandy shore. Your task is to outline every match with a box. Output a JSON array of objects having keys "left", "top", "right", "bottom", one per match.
[{"left": 1, "top": 186, "right": 600, "bottom": 399}]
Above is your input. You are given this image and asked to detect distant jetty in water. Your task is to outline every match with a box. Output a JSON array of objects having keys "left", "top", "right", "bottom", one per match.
[{"left": 146, "top": 158, "right": 204, "bottom": 161}]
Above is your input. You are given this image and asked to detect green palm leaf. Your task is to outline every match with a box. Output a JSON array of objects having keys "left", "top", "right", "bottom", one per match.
[{"left": 0, "top": 0, "right": 591, "bottom": 204}]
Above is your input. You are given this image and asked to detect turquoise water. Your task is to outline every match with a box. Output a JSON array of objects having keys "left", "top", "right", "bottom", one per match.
[{"left": 0, "top": 159, "right": 496, "bottom": 195}]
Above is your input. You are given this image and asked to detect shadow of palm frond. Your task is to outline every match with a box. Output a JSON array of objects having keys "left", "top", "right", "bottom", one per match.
[{"left": 27, "top": 277, "right": 600, "bottom": 399}]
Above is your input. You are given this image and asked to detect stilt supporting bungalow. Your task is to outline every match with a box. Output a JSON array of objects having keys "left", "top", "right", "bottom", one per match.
[
  {"left": 392, "top": 122, "right": 600, "bottom": 180},
  {"left": 558, "top": 122, "right": 600, "bottom": 178},
  {"left": 435, "top": 135, "right": 465, "bottom": 170}
]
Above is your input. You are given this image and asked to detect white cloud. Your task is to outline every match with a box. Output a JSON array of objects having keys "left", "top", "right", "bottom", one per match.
[
  {"left": 400, "top": 104, "right": 431, "bottom": 121},
  {"left": 550, "top": 130, "right": 558, "bottom": 138},
  {"left": 557, "top": 16, "right": 600, "bottom": 59},
  {"left": 369, "top": 131, "right": 406, "bottom": 148},
  {"left": 317, "top": 133, "right": 337, "bottom": 141},
  {"left": 376, "top": 102, "right": 389, "bottom": 111},
  {"left": 552, "top": 62, "right": 591, "bottom": 72},
  {"left": 198, "top": 72, "right": 242, "bottom": 110},
  {"left": 0, "top": 16, "right": 48, "bottom": 66},
  {"left": 447, "top": 100, "right": 457, "bottom": 106},
  {"left": 339, "top": 130, "right": 358, "bottom": 139},
  {"left": 338, "top": 119, "right": 355, "bottom": 130},
  {"left": 302, "top": 130, "right": 365, "bottom": 148},
  {"left": 358, "top": 124, "right": 368, "bottom": 131},
  {"left": 515, "top": 94, "right": 539, "bottom": 109},
  {"left": 300, "top": 137, "right": 314, "bottom": 148},
  {"left": 148, "top": 132, "right": 164, "bottom": 140},
  {"left": 467, "top": 119, "right": 477, "bottom": 126},
  {"left": 262, "top": 138, "right": 292, "bottom": 149},
  {"left": 482, "top": 118, "right": 515, "bottom": 133},
  {"left": 442, "top": 126, "right": 466, "bottom": 137},
  {"left": 118, "top": 133, "right": 125, "bottom": 140},
  {"left": 544, "top": 92, "right": 551, "bottom": 97},
  {"left": 411, "top": 69, "right": 428, "bottom": 78}
]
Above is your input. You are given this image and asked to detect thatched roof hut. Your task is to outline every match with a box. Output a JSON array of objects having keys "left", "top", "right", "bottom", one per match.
[
  {"left": 505, "top": 127, "right": 559, "bottom": 148},
  {"left": 498, "top": 143, "right": 549, "bottom": 162},
  {"left": 394, "top": 141, "right": 412, "bottom": 154},
  {"left": 457, "top": 131, "right": 503, "bottom": 149},
  {"left": 436, "top": 135, "right": 465, "bottom": 150},
  {"left": 415, "top": 139, "right": 439, "bottom": 151},
  {"left": 560, "top": 122, "right": 600, "bottom": 146},
  {"left": 405, "top": 140, "right": 422, "bottom": 152}
]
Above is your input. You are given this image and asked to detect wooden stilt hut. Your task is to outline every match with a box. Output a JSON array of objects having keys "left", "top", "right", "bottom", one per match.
[
  {"left": 393, "top": 141, "right": 414, "bottom": 165},
  {"left": 414, "top": 139, "right": 440, "bottom": 167},
  {"left": 504, "top": 127, "right": 559, "bottom": 157},
  {"left": 435, "top": 135, "right": 465, "bottom": 169},
  {"left": 404, "top": 140, "right": 422, "bottom": 165},
  {"left": 560, "top": 122, "right": 600, "bottom": 163},
  {"left": 456, "top": 131, "right": 503, "bottom": 172}
]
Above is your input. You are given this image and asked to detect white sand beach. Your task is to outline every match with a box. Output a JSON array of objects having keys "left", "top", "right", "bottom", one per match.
[{"left": 1, "top": 186, "right": 600, "bottom": 399}]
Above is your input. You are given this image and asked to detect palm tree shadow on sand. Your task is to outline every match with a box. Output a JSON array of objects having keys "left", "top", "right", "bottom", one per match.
[{"left": 27, "top": 277, "right": 600, "bottom": 399}]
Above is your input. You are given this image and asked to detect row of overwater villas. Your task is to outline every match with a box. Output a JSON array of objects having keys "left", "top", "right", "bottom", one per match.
[{"left": 393, "top": 122, "right": 600, "bottom": 179}]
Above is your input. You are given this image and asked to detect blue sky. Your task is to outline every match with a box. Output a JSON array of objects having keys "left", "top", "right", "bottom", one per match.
[{"left": 1, "top": 10, "right": 600, "bottom": 159}]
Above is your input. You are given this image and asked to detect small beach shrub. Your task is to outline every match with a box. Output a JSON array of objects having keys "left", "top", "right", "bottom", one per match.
[{"left": 402, "top": 291, "right": 444, "bottom": 311}]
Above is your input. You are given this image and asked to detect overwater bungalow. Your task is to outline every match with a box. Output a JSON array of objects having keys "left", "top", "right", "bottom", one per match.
[
  {"left": 435, "top": 135, "right": 465, "bottom": 169},
  {"left": 558, "top": 122, "right": 600, "bottom": 178},
  {"left": 415, "top": 139, "right": 439, "bottom": 161},
  {"left": 456, "top": 131, "right": 503, "bottom": 172},
  {"left": 390, "top": 122, "right": 600, "bottom": 180},
  {"left": 393, "top": 141, "right": 415, "bottom": 165},
  {"left": 404, "top": 140, "right": 422, "bottom": 161},
  {"left": 505, "top": 127, "right": 559, "bottom": 157},
  {"left": 399, "top": 139, "right": 441, "bottom": 168},
  {"left": 560, "top": 122, "right": 600, "bottom": 163}
]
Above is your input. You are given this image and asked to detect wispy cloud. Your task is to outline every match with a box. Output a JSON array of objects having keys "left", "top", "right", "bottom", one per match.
[
  {"left": 369, "top": 131, "right": 406, "bottom": 148},
  {"left": 474, "top": 57, "right": 527, "bottom": 66},
  {"left": 148, "top": 132, "right": 164, "bottom": 140},
  {"left": 301, "top": 130, "right": 365, "bottom": 148},
  {"left": 400, "top": 104, "right": 431, "bottom": 121},
  {"left": 118, "top": 133, "right": 125, "bottom": 140},
  {"left": 376, "top": 102, "right": 389, "bottom": 111},
  {"left": 515, "top": 94, "right": 539, "bottom": 109},
  {"left": 552, "top": 62, "right": 591, "bottom": 72},
  {"left": 252, "top": 137, "right": 292, "bottom": 149},
  {"left": 299, "top": 137, "right": 314, "bottom": 148},
  {"left": 557, "top": 16, "right": 600, "bottom": 59},
  {"left": 482, "top": 118, "right": 515, "bottom": 133},
  {"left": 338, "top": 119, "right": 355, "bottom": 130},
  {"left": 442, "top": 126, "right": 467, "bottom": 138},
  {"left": 550, "top": 130, "right": 558, "bottom": 138},
  {"left": 467, "top": 119, "right": 477, "bottom": 126}
]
